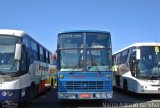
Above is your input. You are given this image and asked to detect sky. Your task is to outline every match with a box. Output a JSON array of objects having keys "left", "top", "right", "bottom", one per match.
[{"left": 0, "top": 0, "right": 160, "bottom": 52}]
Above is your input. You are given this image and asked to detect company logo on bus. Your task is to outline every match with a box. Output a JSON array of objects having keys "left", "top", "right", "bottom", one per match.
[{"left": 37, "top": 64, "right": 49, "bottom": 71}]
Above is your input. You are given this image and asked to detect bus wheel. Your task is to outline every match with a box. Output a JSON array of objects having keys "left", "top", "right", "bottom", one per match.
[
  {"left": 123, "top": 80, "right": 128, "bottom": 93},
  {"left": 28, "top": 84, "right": 36, "bottom": 100}
]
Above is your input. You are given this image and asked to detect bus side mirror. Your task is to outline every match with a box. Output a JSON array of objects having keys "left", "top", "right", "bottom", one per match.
[
  {"left": 131, "top": 49, "right": 140, "bottom": 63},
  {"left": 136, "top": 49, "right": 141, "bottom": 60},
  {"left": 15, "top": 44, "right": 22, "bottom": 61}
]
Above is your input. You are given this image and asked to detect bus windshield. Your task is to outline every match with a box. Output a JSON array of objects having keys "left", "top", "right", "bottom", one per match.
[
  {"left": 0, "top": 35, "right": 20, "bottom": 74},
  {"left": 86, "top": 49, "right": 110, "bottom": 71},
  {"left": 86, "top": 33, "right": 111, "bottom": 71},
  {"left": 58, "top": 32, "right": 111, "bottom": 72},
  {"left": 58, "top": 33, "right": 83, "bottom": 71},
  {"left": 60, "top": 49, "right": 84, "bottom": 71},
  {"left": 138, "top": 46, "right": 160, "bottom": 79}
]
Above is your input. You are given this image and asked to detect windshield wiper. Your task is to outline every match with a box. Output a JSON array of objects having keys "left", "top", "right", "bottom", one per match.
[
  {"left": 86, "top": 54, "right": 100, "bottom": 72},
  {"left": 70, "top": 64, "right": 82, "bottom": 72}
]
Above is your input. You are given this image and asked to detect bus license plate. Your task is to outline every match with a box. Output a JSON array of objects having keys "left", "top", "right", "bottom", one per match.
[{"left": 79, "top": 93, "right": 91, "bottom": 98}]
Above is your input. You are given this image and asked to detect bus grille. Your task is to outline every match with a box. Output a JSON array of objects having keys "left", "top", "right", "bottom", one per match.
[{"left": 59, "top": 81, "right": 111, "bottom": 91}]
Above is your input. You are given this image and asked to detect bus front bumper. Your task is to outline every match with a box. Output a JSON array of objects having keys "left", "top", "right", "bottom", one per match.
[
  {"left": 58, "top": 92, "right": 113, "bottom": 99},
  {"left": 138, "top": 85, "right": 160, "bottom": 94},
  {"left": 0, "top": 89, "right": 27, "bottom": 103}
]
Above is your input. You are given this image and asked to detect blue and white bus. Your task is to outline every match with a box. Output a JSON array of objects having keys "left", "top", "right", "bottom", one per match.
[
  {"left": 57, "top": 30, "right": 113, "bottom": 99},
  {"left": 0, "top": 29, "right": 55, "bottom": 103}
]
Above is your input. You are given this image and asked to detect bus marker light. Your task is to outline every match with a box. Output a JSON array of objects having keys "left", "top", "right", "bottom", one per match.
[
  {"left": 59, "top": 75, "right": 64, "bottom": 79},
  {"left": 106, "top": 74, "right": 111, "bottom": 78}
]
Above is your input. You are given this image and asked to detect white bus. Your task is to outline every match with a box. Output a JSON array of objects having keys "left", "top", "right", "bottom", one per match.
[
  {"left": 0, "top": 29, "right": 56, "bottom": 103},
  {"left": 112, "top": 43, "right": 160, "bottom": 94}
]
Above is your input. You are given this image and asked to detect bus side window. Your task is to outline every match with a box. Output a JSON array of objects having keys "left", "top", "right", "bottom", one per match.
[
  {"left": 121, "top": 50, "right": 129, "bottom": 64},
  {"left": 43, "top": 49, "right": 46, "bottom": 62},
  {"left": 22, "top": 36, "right": 30, "bottom": 59},
  {"left": 39, "top": 47, "right": 44, "bottom": 62},
  {"left": 20, "top": 48, "right": 27, "bottom": 73},
  {"left": 31, "top": 40, "right": 38, "bottom": 60},
  {"left": 49, "top": 53, "right": 54, "bottom": 65},
  {"left": 22, "top": 36, "right": 29, "bottom": 48},
  {"left": 116, "top": 53, "right": 121, "bottom": 65},
  {"left": 112, "top": 55, "right": 115, "bottom": 66},
  {"left": 46, "top": 51, "right": 49, "bottom": 63}
]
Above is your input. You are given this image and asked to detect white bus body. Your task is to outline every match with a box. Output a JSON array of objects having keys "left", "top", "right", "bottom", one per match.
[
  {"left": 0, "top": 29, "right": 56, "bottom": 103},
  {"left": 113, "top": 43, "right": 160, "bottom": 94}
]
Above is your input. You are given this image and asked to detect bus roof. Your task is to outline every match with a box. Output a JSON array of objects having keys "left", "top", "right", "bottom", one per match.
[
  {"left": 0, "top": 29, "right": 27, "bottom": 37},
  {"left": 113, "top": 42, "right": 160, "bottom": 55},
  {"left": 58, "top": 30, "right": 110, "bottom": 34},
  {"left": 0, "top": 29, "right": 52, "bottom": 52}
]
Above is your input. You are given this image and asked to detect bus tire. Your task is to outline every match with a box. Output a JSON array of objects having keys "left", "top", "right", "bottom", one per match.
[
  {"left": 123, "top": 80, "right": 128, "bottom": 93},
  {"left": 28, "top": 84, "right": 36, "bottom": 100}
]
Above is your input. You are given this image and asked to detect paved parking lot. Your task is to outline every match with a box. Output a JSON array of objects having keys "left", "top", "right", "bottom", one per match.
[{"left": 15, "top": 88, "right": 160, "bottom": 108}]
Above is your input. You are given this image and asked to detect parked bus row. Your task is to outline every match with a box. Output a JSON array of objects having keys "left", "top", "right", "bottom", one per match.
[{"left": 0, "top": 29, "right": 160, "bottom": 104}]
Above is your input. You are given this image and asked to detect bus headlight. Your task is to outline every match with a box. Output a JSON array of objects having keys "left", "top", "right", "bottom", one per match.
[
  {"left": 106, "top": 92, "right": 112, "bottom": 98},
  {"left": 95, "top": 93, "right": 106, "bottom": 98},
  {"left": 2, "top": 91, "right": 13, "bottom": 96},
  {"left": 106, "top": 74, "right": 111, "bottom": 79},
  {"left": 7, "top": 91, "right": 13, "bottom": 96},
  {"left": 141, "top": 86, "right": 147, "bottom": 90},
  {"left": 95, "top": 92, "right": 112, "bottom": 98},
  {"left": 58, "top": 93, "right": 76, "bottom": 99},
  {"left": 2, "top": 91, "right": 7, "bottom": 96}
]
